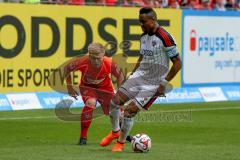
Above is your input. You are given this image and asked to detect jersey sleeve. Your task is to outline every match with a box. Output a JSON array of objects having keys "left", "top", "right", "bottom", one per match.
[
  {"left": 164, "top": 46, "right": 179, "bottom": 59},
  {"left": 65, "top": 56, "right": 85, "bottom": 72},
  {"left": 156, "top": 27, "right": 179, "bottom": 59}
]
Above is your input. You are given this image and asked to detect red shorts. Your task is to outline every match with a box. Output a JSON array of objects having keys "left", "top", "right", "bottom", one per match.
[{"left": 79, "top": 85, "right": 114, "bottom": 115}]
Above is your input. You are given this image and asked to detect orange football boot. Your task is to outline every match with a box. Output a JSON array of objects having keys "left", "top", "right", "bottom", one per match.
[
  {"left": 111, "top": 141, "right": 125, "bottom": 152},
  {"left": 99, "top": 130, "right": 120, "bottom": 147}
]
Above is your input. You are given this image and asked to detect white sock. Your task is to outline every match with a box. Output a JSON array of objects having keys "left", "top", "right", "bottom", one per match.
[
  {"left": 109, "top": 101, "right": 120, "bottom": 132},
  {"left": 118, "top": 117, "right": 133, "bottom": 143},
  {"left": 119, "top": 108, "right": 124, "bottom": 126}
]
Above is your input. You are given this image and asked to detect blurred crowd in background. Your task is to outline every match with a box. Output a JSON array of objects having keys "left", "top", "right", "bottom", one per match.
[{"left": 0, "top": 0, "right": 239, "bottom": 11}]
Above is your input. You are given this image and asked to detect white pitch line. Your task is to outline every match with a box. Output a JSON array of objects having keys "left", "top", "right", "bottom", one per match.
[
  {"left": 0, "top": 115, "right": 56, "bottom": 121},
  {"left": 146, "top": 106, "right": 240, "bottom": 113},
  {"left": 188, "top": 106, "right": 240, "bottom": 112},
  {"left": 0, "top": 115, "right": 106, "bottom": 121},
  {"left": 0, "top": 106, "right": 239, "bottom": 121}
]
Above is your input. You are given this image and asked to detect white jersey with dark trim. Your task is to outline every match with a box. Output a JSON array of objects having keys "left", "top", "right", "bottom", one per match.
[{"left": 131, "top": 27, "right": 179, "bottom": 85}]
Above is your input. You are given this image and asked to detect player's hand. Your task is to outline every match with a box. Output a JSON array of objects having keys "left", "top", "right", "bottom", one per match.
[
  {"left": 157, "top": 79, "right": 168, "bottom": 97},
  {"left": 67, "top": 86, "right": 79, "bottom": 100}
]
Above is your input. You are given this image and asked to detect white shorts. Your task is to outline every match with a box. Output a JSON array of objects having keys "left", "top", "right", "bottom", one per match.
[{"left": 119, "top": 75, "right": 159, "bottom": 110}]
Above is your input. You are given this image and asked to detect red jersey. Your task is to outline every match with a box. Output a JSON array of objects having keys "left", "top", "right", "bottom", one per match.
[{"left": 66, "top": 55, "right": 121, "bottom": 92}]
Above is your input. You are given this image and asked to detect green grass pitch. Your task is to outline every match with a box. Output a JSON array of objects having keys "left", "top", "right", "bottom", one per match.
[{"left": 0, "top": 101, "right": 240, "bottom": 160}]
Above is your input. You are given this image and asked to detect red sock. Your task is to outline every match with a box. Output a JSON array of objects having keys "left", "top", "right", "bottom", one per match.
[{"left": 80, "top": 105, "right": 93, "bottom": 138}]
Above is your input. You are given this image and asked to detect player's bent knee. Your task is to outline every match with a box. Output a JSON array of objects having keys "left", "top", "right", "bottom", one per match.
[
  {"left": 124, "top": 103, "right": 139, "bottom": 118},
  {"left": 112, "top": 95, "right": 123, "bottom": 106},
  {"left": 124, "top": 108, "right": 137, "bottom": 118},
  {"left": 85, "top": 98, "right": 97, "bottom": 108},
  {"left": 112, "top": 91, "right": 128, "bottom": 106}
]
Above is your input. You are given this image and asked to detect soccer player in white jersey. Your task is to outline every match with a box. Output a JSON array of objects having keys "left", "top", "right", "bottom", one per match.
[{"left": 100, "top": 7, "right": 182, "bottom": 152}]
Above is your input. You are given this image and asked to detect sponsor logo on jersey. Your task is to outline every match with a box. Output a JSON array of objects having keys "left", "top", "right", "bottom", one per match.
[
  {"left": 141, "top": 49, "right": 153, "bottom": 56},
  {"left": 85, "top": 76, "right": 106, "bottom": 84}
]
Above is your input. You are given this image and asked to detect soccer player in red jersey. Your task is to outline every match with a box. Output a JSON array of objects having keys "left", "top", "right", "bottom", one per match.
[{"left": 64, "top": 43, "right": 124, "bottom": 145}]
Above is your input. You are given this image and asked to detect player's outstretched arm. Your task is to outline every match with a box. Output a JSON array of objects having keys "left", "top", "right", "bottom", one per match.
[
  {"left": 165, "top": 55, "right": 182, "bottom": 82},
  {"left": 64, "top": 59, "right": 80, "bottom": 100},
  {"left": 116, "top": 70, "right": 124, "bottom": 89},
  {"left": 111, "top": 62, "right": 125, "bottom": 88},
  {"left": 158, "top": 55, "right": 182, "bottom": 97}
]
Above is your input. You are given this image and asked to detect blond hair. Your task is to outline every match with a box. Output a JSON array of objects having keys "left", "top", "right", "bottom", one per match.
[{"left": 88, "top": 43, "right": 105, "bottom": 56}]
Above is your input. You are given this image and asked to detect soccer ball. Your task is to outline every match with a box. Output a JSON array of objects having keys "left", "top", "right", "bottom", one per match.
[{"left": 131, "top": 133, "right": 151, "bottom": 153}]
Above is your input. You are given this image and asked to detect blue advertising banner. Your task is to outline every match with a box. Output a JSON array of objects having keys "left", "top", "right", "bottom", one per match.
[
  {"left": 0, "top": 85, "right": 239, "bottom": 111},
  {"left": 0, "top": 94, "right": 12, "bottom": 111},
  {"left": 36, "top": 92, "right": 84, "bottom": 109},
  {"left": 155, "top": 87, "right": 204, "bottom": 104},
  {"left": 221, "top": 86, "right": 240, "bottom": 101}
]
